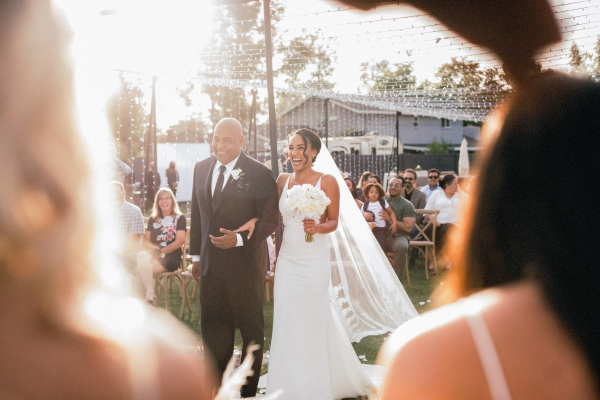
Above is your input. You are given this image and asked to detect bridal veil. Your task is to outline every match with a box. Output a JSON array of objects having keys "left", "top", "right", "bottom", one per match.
[{"left": 313, "top": 143, "right": 418, "bottom": 342}]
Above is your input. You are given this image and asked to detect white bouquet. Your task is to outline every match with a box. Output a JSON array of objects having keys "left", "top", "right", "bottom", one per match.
[{"left": 286, "top": 184, "right": 331, "bottom": 243}]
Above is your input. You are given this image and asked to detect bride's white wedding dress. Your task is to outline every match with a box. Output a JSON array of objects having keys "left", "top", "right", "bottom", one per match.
[{"left": 266, "top": 175, "right": 373, "bottom": 400}]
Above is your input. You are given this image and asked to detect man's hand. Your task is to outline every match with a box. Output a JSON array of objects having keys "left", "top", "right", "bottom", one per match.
[
  {"left": 379, "top": 210, "right": 390, "bottom": 222},
  {"left": 210, "top": 228, "right": 238, "bottom": 249},
  {"left": 364, "top": 212, "right": 374, "bottom": 222},
  {"left": 192, "top": 261, "right": 200, "bottom": 281}
]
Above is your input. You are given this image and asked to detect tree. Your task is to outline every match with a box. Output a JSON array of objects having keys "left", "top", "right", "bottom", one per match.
[
  {"left": 360, "top": 60, "right": 416, "bottom": 92},
  {"left": 426, "top": 138, "right": 454, "bottom": 154},
  {"left": 164, "top": 114, "right": 209, "bottom": 143},
  {"left": 591, "top": 36, "right": 600, "bottom": 82},
  {"left": 106, "top": 74, "right": 148, "bottom": 160},
  {"left": 435, "top": 57, "right": 483, "bottom": 89},
  {"left": 568, "top": 42, "right": 589, "bottom": 75}
]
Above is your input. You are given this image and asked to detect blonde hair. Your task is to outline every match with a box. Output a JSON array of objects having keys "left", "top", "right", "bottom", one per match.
[
  {"left": 0, "top": 0, "right": 94, "bottom": 328},
  {"left": 151, "top": 188, "right": 180, "bottom": 219}
]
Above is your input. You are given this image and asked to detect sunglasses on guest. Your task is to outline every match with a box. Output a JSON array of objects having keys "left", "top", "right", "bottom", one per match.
[
  {"left": 404, "top": 177, "right": 414, "bottom": 181},
  {"left": 428, "top": 175, "right": 439, "bottom": 179}
]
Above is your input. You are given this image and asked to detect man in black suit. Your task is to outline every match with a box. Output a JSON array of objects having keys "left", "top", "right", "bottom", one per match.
[{"left": 190, "top": 118, "right": 279, "bottom": 397}]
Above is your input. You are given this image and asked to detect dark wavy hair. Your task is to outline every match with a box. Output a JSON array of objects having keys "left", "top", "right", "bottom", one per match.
[
  {"left": 287, "top": 128, "right": 321, "bottom": 165},
  {"left": 344, "top": 177, "right": 358, "bottom": 199},
  {"left": 448, "top": 72, "right": 600, "bottom": 386},
  {"left": 362, "top": 182, "right": 386, "bottom": 200},
  {"left": 439, "top": 174, "right": 456, "bottom": 189}
]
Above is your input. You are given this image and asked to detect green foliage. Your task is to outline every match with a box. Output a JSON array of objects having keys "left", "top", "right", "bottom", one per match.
[
  {"left": 592, "top": 36, "right": 600, "bottom": 82},
  {"left": 164, "top": 114, "right": 209, "bottom": 143},
  {"left": 569, "top": 42, "right": 589, "bottom": 75},
  {"left": 426, "top": 137, "right": 454, "bottom": 154},
  {"left": 360, "top": 60, "right": 416, "bottom": 92},
  {"left": 105, "top": 73, "right": 147, "bottom": 160},
  {"left": 435, "top": 57, "right": 484, "bottom": 89}
]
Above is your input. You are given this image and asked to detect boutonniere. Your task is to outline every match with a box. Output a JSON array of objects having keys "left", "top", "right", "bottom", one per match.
[{"left": 231, "top": 168, "right": 244, "bottom": 180}]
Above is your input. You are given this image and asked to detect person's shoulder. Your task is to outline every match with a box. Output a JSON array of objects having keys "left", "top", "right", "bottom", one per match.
[
  {"left": 319, "top": 174, "right": 337, "bottom": 185},
  {"left": 377, "top": 300, "right": 480, "bottom": 398},
  {"left": 195, "top": 156, "right": 215, "bottom": 170},
  {"left": 277, "top": 173, "right": 292, "bottom": 185},
  {"left": 240, "top": 152, "right": 271, "bottom": 173}
]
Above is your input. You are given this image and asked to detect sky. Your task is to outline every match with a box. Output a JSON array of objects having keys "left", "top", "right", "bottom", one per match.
[{"left": 54, "top": 0, "right": 600, "bottom": 132}]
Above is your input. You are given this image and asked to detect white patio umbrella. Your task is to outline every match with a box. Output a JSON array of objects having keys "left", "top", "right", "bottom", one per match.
[{"left": 458, "top": 137, "right": 470, "bottom": 177}]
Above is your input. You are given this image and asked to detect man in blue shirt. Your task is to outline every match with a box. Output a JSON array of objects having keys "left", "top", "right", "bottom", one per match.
[{"left": 419, "top": 168, "right": 442, "bottom": 200}]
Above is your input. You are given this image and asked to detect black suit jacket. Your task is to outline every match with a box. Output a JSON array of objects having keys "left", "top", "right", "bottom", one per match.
[{"left": 190, "top": 151, "right": 279, "bottom": 280}]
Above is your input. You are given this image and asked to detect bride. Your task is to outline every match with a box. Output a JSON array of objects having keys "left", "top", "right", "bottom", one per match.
[
  {"left": 267, "top": 129, "right": 373, "bottom": 399},
  {"left": 242, "top": 128, "right": 417, "bottom": 399}
]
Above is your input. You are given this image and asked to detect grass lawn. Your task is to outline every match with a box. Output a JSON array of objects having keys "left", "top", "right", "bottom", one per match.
[{"left": 159, "top": 258, "right": 448, "bottom": 376}]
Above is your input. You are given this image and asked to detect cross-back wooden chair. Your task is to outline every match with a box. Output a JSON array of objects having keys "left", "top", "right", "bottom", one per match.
[
  {"left": 153, "top": 228, "right": 188, "bottom": 312},
  {"left": 404, "top": 209, "right": 440, "bottom": 287},
  {"left": 178, "top": 229, "right": 197, "bottom": 318}
]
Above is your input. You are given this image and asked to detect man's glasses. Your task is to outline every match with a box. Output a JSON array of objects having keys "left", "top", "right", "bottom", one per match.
[
  {"left": 428, "top": 176, "right": 439, "bottom": 179},
  {"left": 404, "top": 177, "right": 414, "bottom": 181},
  {"left": 389, "top": 183, "right": 403, "bottom": 188}
]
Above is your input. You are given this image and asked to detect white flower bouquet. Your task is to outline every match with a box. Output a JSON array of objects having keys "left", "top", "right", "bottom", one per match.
[{"left": 285, "top": 184, "right": 331, "bottom": 243}]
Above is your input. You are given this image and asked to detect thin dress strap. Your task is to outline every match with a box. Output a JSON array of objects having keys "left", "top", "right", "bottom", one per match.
[
  {"left": 464, "top": 312, "right": 513, "bottom": 400},
  {"left": 316, "top": 175, "right": 323, "bottom": 189}
]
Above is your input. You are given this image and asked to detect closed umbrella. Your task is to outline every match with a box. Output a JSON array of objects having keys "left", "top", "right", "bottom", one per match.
[{"left": 458, "top": 137, "right": 470, "bottom": 177}]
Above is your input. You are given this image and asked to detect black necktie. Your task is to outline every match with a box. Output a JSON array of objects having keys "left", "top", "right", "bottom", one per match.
[{"left": 212, "top": 165, "right": 227, "bottom": 211}]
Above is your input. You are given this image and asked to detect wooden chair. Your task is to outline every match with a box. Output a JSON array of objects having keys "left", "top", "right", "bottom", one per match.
[
  {"left": 153, "top": 229, "right": 189, "bottom": 312},
  {"left": 403, "top": 209, "right": 440, "bottom": 288},
  {"left": 178, "top": 229, "right": 199, "bottom": 318}
]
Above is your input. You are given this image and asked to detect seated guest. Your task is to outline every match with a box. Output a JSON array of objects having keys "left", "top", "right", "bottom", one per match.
[
  {"left": 423, "top": 174, "right": 467, "bottom": 271},
  {"left": 356, "top": 171, "right": 372, "bottom": 202},
  {"left": 362, "top": 182, "right": 397, "bottom": 251},
  {"left": 368, "top": 174, "right": 382, "bottom": 185},
  {"left": 136, "top": 188, "right": 187, "bottom": 304},
  {"left": 402, "top": 169, "right": 427, "bottom": 269},
  {"left": 402, "top": 169, "right": 427, "bottom": 210},
  {"left": 378, "top": 73, "right": 600, "bottom": 400},
  {"left": 109, "top": 182, "right": 144, "bottom": 269},
  {"left": 345, "top": 177, "right": 363, "bottom": 209},
  {"left": 380, "top": 176, "right": 416, "bottom": 278},
  {"left": 419, "top": 168, "right": 441, "bottom": 200}
]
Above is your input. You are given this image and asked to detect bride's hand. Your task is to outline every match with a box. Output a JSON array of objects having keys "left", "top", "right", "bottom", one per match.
[
  {"left": 234, "top": 217, "right": 259, "bottom": 239},
  {"left": 303, "top": 219, "right": 318, "bottom": 235}
]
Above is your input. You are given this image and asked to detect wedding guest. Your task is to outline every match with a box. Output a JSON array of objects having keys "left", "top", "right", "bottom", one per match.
[
  {"left": 380, "top": 176, "right": 416, "bottom": 278},
  {"left": 0, "top": 1, "right": 213, "bottom": 398},
  {"left": 345, "top": 177, "right": 363, "bottom": 209},
  {"left": 419, "top": 168, "right": 441, "bottom": 200},
  {"left": 136, "top": 188, "right": 186, "bottom": 304},
  {"left": 145, "top": 162, "right": 161, "bottom": 212},
  {"left": 362, "top": 182, "right": 397, "bottom": 250},
  {"left": 166, "top": 161, "right": 179, "bottom": 196},
  {"left": 402, "top": 169, "right": 427, "bottom": 269},
  {"left": 368, "top": 174, "right": 382, "bottom": 185},
  {"left": 109, "top": 182, "right": 144, "bottom": 269},
  {"left": 356, "top": 171, "right": 372, "bottom": 202},
  {"left": 378, "top": 73, "right": 600, "bottom": 400},
  {"left": 402, "top": 169, "right": 427, "bottom": 211},
  {"left": 422, "top": 174, "right": 466, "bottom": 271}
]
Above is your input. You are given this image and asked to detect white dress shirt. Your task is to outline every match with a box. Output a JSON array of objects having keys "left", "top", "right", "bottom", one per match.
[
  {"left": 424, "top": 189, "right": 463, "bottom": 224},
  {"left": 192, "top": 154, "right": 243, "bottom": 262}
]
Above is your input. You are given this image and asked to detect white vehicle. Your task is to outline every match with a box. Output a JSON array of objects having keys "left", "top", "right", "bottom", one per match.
[{"left": 278, "top": 131, "right": 402, "bottom": 156}]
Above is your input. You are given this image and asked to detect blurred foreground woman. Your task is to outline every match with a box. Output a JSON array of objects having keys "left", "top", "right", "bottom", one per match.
[
  {"left": 0, "top": 1, "right": 213, "bottom": 398},
  {"left": 378, "top": 73, "right": 600, "bottom": 399}
]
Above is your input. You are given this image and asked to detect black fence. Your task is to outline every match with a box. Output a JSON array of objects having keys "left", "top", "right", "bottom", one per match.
[{"left": 254, "top": 153, "right": 478, "bottom": 183}]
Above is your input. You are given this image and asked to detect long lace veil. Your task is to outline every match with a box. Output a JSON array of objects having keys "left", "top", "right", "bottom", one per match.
[{"left": 313, "top": 143, "right": 419, "bottom": 342}]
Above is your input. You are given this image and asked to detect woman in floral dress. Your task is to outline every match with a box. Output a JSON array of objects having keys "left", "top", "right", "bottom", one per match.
[{"left": 136, "top": 188, "right": 187, "bottom": 303}]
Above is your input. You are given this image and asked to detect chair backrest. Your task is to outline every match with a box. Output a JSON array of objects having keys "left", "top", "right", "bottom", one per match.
[
  {"left": 413, "top": 209, "right": 440, "bottom": 242},
  {"left": 180, "top": 229, "right": 191, "bottom": 270}
]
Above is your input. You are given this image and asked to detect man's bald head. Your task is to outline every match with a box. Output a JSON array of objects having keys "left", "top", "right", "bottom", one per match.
[
  {"left": 212, "top": 118, "right": 245, "bottom": 164},
  {"left": 214, "top": 118, "right": 243, "bottom": 138}
]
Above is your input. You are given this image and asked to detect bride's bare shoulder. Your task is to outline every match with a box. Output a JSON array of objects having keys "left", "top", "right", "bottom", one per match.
[
  {"left": 277, "top": 173, "right": 292, "bottom": 189},
  {"left": 319, "top": 174, "right": 338, "bottom": 189}
]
